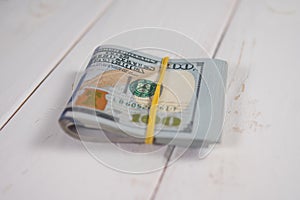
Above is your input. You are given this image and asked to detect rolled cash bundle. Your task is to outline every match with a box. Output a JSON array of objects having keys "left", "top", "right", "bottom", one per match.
[{"left": 59, "top": 45, "right": 227, "bottom": 148}]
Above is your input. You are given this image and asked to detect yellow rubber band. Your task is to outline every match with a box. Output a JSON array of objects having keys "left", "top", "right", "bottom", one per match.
[{"left": 145, "top": 57, "right": 169, "bottom": 144}]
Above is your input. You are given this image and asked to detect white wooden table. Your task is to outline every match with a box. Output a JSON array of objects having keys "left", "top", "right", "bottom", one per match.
[{"left": 1, "top": 0, "right": 299, "bottom": 199}]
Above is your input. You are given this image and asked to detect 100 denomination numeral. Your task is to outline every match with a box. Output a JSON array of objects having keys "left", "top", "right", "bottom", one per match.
[{"left": 131, "top": 114, "right": 181, "bottom": 126}]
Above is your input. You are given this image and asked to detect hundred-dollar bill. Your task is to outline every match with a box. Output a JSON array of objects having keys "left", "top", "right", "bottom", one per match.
[{"left": 59, "top": 45, "right": 227, "bottom": 147}]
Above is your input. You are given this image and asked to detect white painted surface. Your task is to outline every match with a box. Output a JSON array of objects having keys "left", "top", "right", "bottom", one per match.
[
  {"left": 0, "top": 0, "right": 113, "bottom": 128},
  {"left": 0, "top": 0, "right": 237, "bottom": 199},
  {"left": 155, "top": 0, "right": 300, "bottom": 199}
]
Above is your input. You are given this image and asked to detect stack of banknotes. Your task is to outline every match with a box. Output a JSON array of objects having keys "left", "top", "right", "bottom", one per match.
[{"left": 59, "top": 45, "right": 227, "bottom": 148}]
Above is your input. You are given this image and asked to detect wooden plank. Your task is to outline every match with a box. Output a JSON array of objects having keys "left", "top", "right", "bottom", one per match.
[
  {"left": 0, "top": 0, "right": 114, "bottom": 128},
  {"left": 0, "top": 0, "right": 237, "bottom": 199},
  {"left": 155, "top": 0, "right": 300, "bottom": 199}
]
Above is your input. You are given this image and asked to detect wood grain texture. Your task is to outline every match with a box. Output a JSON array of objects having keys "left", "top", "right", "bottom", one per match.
[
  {"left": 0, "top": 0, "right": 237, "bottom": 199},
  {"left": 155, "top": 0, "right": 300, "bottom": 199},
  {"left": 0, "top": 0, "right": 114, "bottom": 128}
]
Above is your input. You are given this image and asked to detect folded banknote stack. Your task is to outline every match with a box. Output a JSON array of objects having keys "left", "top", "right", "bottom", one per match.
[{"left": 59, "top": 45, "right": 227, "bottom": 148}]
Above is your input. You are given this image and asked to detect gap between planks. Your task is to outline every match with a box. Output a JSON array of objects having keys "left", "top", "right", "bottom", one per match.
[
  {"left": 148, "top": 1, "right": 241, "bottom": 199},
  {"left": 0, "top": 0, "right": 116, "bottom": 131},
  {"left": 150, "top": 146, "right": 175, "bottom": 200},
  {"left": 212, "top": 0, "right": 241, "bottom": 58}
]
